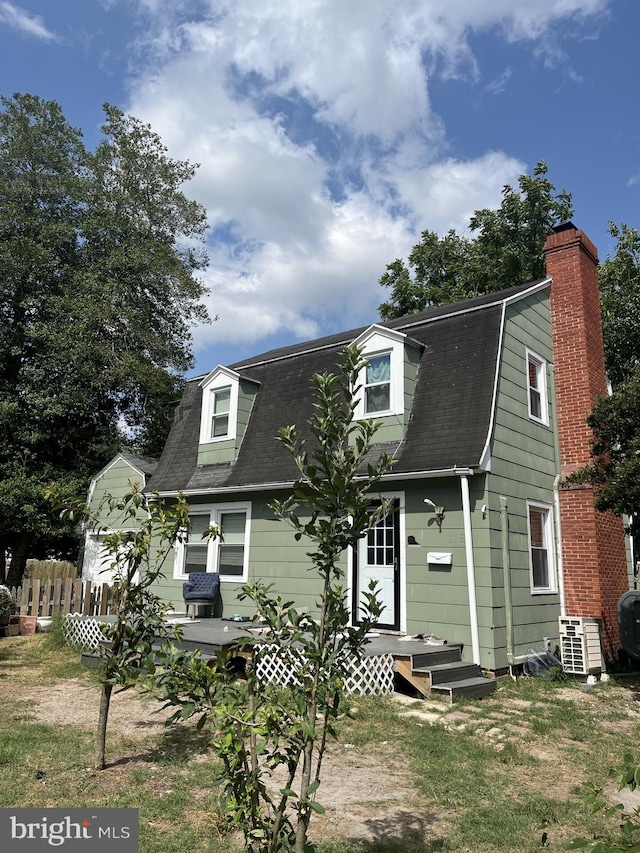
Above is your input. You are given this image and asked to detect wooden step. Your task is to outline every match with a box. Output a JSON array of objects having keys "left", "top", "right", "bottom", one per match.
[
  {"left": 431, "top": 676, "right": 497, "bottom": 702},
  {"left": 411, "top": 645, "right": 462, "bottom": 669},
  {"left": 420, "top": 661, "right": 482, "bottom": 686}
]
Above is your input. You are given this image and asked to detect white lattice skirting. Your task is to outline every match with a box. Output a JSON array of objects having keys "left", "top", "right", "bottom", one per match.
[
  {"left": 63, "top": 613, "right": 109, "bottom": 651},
  {"left": 255, "top": 644, "right": 395, "bottom": 696}
]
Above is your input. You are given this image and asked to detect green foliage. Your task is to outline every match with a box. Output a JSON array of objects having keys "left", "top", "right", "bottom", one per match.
[
  {"left": 565, "top": 371, "right": 640, "bottom": 524},
  {"left": 70, "top": 486, "right": 196, "bottom": 769},
  {"left": 152, "top": 345, "right": 396, "bottom": 853},
  {"left": 599, "top": 223, "right": 640, "bottom": 387},
  {"left": 569, "top": 222, "right": 640, "bottom": 556},
  {"left": 569, "top": 754, "right": 640, "bottom": 852},
  {"left": 379, "top": 161, "right": 573, "bottom": 319},
  {"left": 0, "top": 92, "right": 210, "bottom": 586},
  {"left": 0, "top": 584, "right": 16, "bottom": 618}
]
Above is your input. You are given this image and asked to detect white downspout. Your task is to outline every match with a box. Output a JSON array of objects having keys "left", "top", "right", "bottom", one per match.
[
  {"left": 549, "top": 364, "right": 566, "bottom": 617},
  {"left": 460, "top": 473, "right": 481, "bottom": 665}
]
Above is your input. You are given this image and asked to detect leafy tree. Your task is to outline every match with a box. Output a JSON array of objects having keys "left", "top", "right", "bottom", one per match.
[
  {"left": 599, "top": 222, "right": 640, "bottom": 386},
  {"left": 152, "top": 345, "right": 394, "bottom": 853},
  {"left": 0, "top": 93, "right": 209, "bottom": 586},
  {"left": 379, "top": 161, "right": 573, "bottom": 319},
  {"left": 565, "top": 373, "right": 640, "bottom": 534}
]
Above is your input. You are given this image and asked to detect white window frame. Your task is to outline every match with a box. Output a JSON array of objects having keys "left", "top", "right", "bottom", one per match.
[
  {"left": 199, "top": 366, "right": 240, "bottom": 444},
  {"left": 353, "top": 325, "right": 406, "bottom": 420},
  {"left": 526, "top": 349, "right": 548, "bottom": 426},
  {"left": 173, "top": 502, "right": 252, "bottom": 583},
  {"left": 526, "top": 500, "right": 557, "bottom": 594}
]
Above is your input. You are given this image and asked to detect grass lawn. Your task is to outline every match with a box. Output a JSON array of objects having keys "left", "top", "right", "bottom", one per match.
[{"left": 1, "top": 631, "right": 640, "bottom": 852}]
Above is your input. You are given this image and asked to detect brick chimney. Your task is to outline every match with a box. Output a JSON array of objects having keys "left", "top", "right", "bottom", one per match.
[{"left": 543, "top": 223, "right": 628, "bottom": 657}]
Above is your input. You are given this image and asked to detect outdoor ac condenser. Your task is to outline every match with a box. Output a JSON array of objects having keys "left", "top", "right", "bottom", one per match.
[{"left": 559, "top": 617, "right": 603, "bottom": 675}]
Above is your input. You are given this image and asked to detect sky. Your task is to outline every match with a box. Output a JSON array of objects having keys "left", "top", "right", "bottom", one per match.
[{"left": 0, "top": 0, "right": 638, "bottom": 378}]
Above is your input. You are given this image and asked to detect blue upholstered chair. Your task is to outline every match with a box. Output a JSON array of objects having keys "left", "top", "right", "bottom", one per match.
[{"left": 182, "top": 572, "right": 220, "bottom": 618}]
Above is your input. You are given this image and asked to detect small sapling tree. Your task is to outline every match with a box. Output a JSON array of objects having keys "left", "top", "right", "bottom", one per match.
[
  {"left": 152, "top": 345, "right": 396, "bottom": 853},
  {"left": 57, "top": 485, "right": 197, "bottom": 769}
]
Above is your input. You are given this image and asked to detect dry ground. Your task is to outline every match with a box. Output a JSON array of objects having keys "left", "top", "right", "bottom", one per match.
[{"left": 3, "top": 646, "right": 640, "bottom": 848}]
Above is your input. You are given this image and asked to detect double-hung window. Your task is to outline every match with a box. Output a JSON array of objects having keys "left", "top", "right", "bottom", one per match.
[
  {"left": 364, "top": 352, "right": 391, "bottom": 414},
  {"left": 176, "top": 503, "right": 251, "bottom": 582},
  {"left": 526, "top": 350, "right": 548, "bottom": 425},
  {"left": 210, "top": 386, "right": 231, "bottom": 438},
  {"left": 527, "top": 501, "right": 556, "bottom": 593},
  {"left": 182, "top": 513, "right": 210, "bottom": 574}
]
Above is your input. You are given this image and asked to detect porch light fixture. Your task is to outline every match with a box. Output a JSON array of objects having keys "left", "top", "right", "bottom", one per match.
[{"left": 424, "top": 498, "right": 445, "bottom": 531}]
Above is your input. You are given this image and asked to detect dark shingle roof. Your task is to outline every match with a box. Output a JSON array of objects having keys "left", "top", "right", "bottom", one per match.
[
  {"left": 149, "top": 280, "right": 547, "bottom": 493},
  {"left": 119, "top": 453, "right": 159, "bottom": 478}
]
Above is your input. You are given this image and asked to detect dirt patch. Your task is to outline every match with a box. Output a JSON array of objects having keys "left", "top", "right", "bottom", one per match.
[
  {"left": 0, "top": 674, "right": 436, "bottom": 844},
  {"left": 0, "top": 677, "right": 176, "bottom": 738},
  {"left": 266, "top": 743, "right": 441, "bottom": 843}
]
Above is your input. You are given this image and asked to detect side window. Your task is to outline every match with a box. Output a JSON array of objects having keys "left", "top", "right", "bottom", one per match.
[
  {"left": 527, "top": 502, "right": 556, "bottom": 593},
  {"left": 364, "top": 352, "right": 391, "bottom": 414},
  {"left": 526, "top": 350, "right": 548, "bottom": 425}
]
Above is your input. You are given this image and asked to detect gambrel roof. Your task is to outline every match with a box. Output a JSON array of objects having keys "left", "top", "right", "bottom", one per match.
[{"left": 149, "top": 279, "right": 549, "bottom": 494}]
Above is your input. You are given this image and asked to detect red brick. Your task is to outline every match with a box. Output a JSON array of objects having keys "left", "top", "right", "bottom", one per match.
[{"left": 544, "top": 225, "right": 628, "bottom": 657}]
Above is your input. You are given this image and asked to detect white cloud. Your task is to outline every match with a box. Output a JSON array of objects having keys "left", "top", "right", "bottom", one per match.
[
  {"left": 116, "top": 0, "right": 611, "bottom": 360},
  {"left": 0, "top": 1, "right": 58, "bottom": 41}
]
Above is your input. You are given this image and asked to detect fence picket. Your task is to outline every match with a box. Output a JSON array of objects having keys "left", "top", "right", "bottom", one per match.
[
  {"left": 62, "top": 579, "right": 72, "bottom": 613},
  {"left": 8, "top": 577, "right": 114, "bottom": 618}
]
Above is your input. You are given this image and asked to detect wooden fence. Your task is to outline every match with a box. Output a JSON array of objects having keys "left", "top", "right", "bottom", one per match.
[{"left": 10, "top": 578, "right": 115, "bottom": 618}]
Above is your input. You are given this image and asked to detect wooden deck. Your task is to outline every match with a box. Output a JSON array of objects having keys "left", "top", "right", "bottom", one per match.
[
  {"left": 76, "top": 615, "right": 495, "bottom": 701},
  {"left": 172, "top": 619, "right": 450, "bottom": 659}
]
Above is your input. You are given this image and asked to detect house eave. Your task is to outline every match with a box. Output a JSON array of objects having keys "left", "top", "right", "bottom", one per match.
[{"left": 152, "top": 466, "right": 479, "bottom": 499}]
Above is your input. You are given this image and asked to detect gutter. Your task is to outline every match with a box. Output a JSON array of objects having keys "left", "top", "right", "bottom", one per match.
[
  {"left": 459, "top": 472, "right": 481, "bottom": 665},
  {"left": 500, "top": 496, "right": 515, "bottom": 664},
  {"left": 549, "top": 362, "right": 566, "bottom": 616},
  {"left": 153, "top": 466, "right": 477, "bottom": 499}
]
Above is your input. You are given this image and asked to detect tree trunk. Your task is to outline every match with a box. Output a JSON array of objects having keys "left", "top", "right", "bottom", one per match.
[
  {"left": 95, "top": 682, "right": 113, "bottom": 770},
  {"left": 0, "top": 538, "right": 6, "bottom": 585},
  {"left": 6, "top": 533, "right": 30, "bottom": 588}
]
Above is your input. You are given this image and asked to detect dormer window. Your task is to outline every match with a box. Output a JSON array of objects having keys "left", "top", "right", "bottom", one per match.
[
  {"left": 199, "top": 367, "right": 240, "bottom": 444},
  {"left": 353, "top": 325, "right": 406, "bottom": 420}
]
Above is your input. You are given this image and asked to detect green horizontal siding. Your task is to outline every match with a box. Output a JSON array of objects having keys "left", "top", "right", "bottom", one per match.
[{"left": 484, "top": 288, "right": 561, "bottom": 669}]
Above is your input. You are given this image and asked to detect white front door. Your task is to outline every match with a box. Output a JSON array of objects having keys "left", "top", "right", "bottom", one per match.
[{"left": 353, "top": 500, "right": 400, "bottom": 630}]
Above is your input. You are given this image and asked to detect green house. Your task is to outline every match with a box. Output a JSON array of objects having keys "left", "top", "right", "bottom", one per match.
[{"left": 83, "top": 224, "right": 630, "bottom": 672}]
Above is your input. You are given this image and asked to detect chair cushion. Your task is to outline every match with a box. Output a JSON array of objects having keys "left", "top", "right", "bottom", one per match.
[{"left": 183, "top": 572, "right": 220, "bottom": 602}]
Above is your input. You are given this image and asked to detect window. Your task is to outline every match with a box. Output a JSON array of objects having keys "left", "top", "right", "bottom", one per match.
[
  {"left": 526, "top": 350, "right": 548, "bottom": 424},
  {"left": 527, "top": 502, "right": 556, "bottom": 593},
  {"left": 210, "top": 386, "right": 231, "bottom": 438},
  {"left": 218, "top": 511, "right": 246, "bottom": 576},
  {"left": 198, "top": 367, "right": 240, "bottom": 444},
  {"left": 364, "top": 352, "right": 391, "bottom": 414},
  {"left": 175, "top": 503, "right": 251, "bottom": 582},
  {"left": 353, "top": 325, "right": 406, "bottom": 420},
  {"left": 182, "top": 513, "right": 210, "bottom": 574}
]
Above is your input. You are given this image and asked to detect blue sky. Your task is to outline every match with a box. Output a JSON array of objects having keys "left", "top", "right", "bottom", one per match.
[{"left": 1, "top": 0, "right": 637, "bottom": 377}]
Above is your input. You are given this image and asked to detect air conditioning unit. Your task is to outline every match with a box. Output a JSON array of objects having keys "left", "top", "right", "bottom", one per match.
[{"left": 559, "top": 617, "right": 603, "bottom": 675}]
